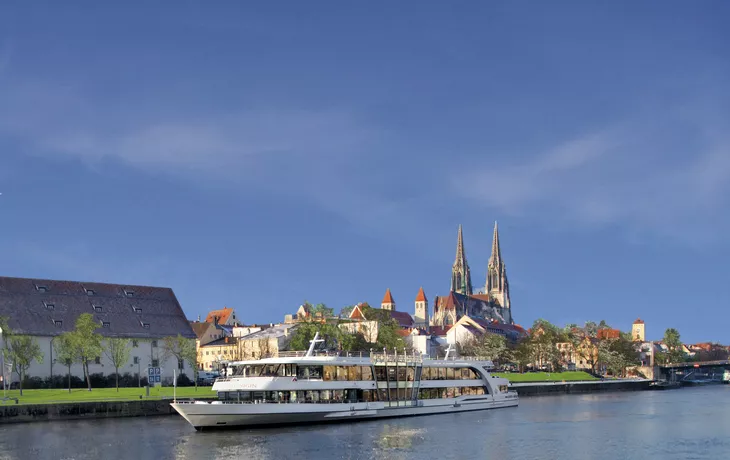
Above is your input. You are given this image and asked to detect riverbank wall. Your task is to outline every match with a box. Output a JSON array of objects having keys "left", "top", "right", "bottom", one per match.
[
  {"left": 512, "top": 379, "right": 652, "bottom": 396},
  {"left": 0, "top": 397, "right": 215, "bottom": 424}
]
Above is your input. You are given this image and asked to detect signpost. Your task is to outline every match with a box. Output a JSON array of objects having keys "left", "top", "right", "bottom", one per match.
[{"left": 148, "top": 366, "right": 162, "bottom": 387}]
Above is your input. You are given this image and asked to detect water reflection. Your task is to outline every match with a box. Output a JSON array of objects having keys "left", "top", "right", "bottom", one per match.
[{"left": 0, "top": 387, "right": 728, "bottom": 460}]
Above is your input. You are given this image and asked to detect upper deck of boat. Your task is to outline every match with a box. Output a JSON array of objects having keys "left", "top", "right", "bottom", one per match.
[{"left": 221, "top": 351, "right": 495, "bottom": 368}]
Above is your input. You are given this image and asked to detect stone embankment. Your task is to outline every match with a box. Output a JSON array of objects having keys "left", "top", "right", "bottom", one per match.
[
  {"left": 512, "top": 379, "right": 652, "bottom": 396},
  {"left": 0, "top": 397, "right": 214, "bottom": 424}
]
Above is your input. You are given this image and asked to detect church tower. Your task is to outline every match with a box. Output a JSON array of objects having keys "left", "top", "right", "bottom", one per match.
[
  {"left": 381, "top": 288, "right": 396, "bottom": 311},
  {"left": 414, "top": 287, "right": 429, "bottom": 328},
  {"left": 485, "top": 222, "right": 511, "bottom": 308},
  {"left": 451, "top": 225, "right": 473, "bottom": 295}
]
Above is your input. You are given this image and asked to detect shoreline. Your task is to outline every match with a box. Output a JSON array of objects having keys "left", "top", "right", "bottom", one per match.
[{"left": 0, "top": 380, "right": 655, "bottom": 424}]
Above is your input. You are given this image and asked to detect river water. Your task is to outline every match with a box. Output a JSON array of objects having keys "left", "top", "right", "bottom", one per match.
[{"left": 1, "top": 386, "right": 729, "bottom": 460}]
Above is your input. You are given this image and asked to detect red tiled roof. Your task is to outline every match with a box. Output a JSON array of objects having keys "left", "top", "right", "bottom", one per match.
[
  {"left": 597, "top": 329, "right": 621, "bottom": 340},
  {"left": 415, "top": 287, "right": 427, "bottom": 302},
  {"left": 395, "top": 329, "right": 412, "bottom": 337},
  {"left": 633, "top": 318, "right": 644, "bottom": 324},
  {"left": 470, "top": 294, "right": 492, "bottom": 302},
  {"left": 382, "top": 288, "right": 395, "bottom": 304},
  {"left": 205, "top": 307, "right": 234, "bottom": 324}
]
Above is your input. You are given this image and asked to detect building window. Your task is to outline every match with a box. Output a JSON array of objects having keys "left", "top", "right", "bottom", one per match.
[
  {"left": 35, "top": 285, "right": 48, "bottom": 293},
  {"left": 94, "top": 356, "right": 101, "bottom": 364},
  {"left": 151, "top": 340, "right": 158, "bottom": 348},
  {"left": 54, "top": 320, "right": 63, "bottom": 328},
  {"left": 85, "top": 288, "right": 95, "bottom": 296},
  {"left": 134, "top": 307, "right": 142, "bottom": 314},
  {"left": 124, "top": 290, "right": 135, "bottom": 297},
  {"left": 178, "top": 359, "right": 184, "bottom": 370},
  {"left": 94, "top": 306, "right": 102, "bottom": 313},
  {"left": 102, "top": 322, "right": 110, "bottom": 328},
  {"left": 142, "top": 323, "right": 150, "bottom": 329},
  {"left": 133, "top": 356, "right": 139, "bottom": 364},
  {"left": 132, "top": 340, "right": 139, "bottom": 347},
  {"left": 44, "top": 302, "right": 55, "bottom": 311},
  {"left": 151, "top": 359, "right": 159, "bottom": 367}
]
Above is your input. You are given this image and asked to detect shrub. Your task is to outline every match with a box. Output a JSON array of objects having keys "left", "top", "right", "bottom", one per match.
[{"left": 176, "top": 373, "right": 194, "bottom": 387}]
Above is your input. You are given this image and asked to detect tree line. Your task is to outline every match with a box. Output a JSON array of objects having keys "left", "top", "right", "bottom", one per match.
[{"left": 0, "top": 313, "right": 196, "bottom": 395}]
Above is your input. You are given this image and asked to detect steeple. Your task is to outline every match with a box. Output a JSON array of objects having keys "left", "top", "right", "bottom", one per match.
[
  {"left": 414, "top": 287, "right": 429, "bottom": 328},
  {"left": 485, "top": 221, "right": 510, "bottom": 309},
  {"left": 381, "top": 288, "right": 396, "bottom": 311},
  {"left": 451, "top": 225, "right": 473, "bottom": 295},
  {"left": 489, "top": 221, "right": 502, "bottom": 266}
]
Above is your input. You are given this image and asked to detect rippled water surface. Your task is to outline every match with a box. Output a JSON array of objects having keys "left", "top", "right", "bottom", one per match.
[{"left": 1, "top": 386, "right": 729, "bottom": 460}]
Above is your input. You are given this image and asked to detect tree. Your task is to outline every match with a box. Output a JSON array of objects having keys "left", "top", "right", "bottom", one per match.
[
  {"left": 311, "top": 303, "right": 334, "bottom": 318},
  {"left": 7, "top": 336, "right": 43, "bottom": 396},
  {"left": 68, "top": 313, "right": 104, "bottom": 391},
  {"left": 339, "top": 305, "right": 355, "bottom": 318},
  {"left": 161, "top": 334, "right": 197, "bottom": 383},
  {"left": 663, "top": 328, "right": 683, "bottom": 363},
  {"left": 104, "top": 338, "right": 131, "bottom": 391},
  {"left": 460, "top": 333, "right": 508, "bottom": 362},
  {"left": 584, "top": 321, "right": 598, "bottom": 338},
  {"left": 513, "top": 340, "right": 533, "bottom": 373},
  {"left": 54, "top": 334, "right": 76, "bottom": 393},
  {"left": 0, "top": 316, "right": 12, "bottom": 392}
]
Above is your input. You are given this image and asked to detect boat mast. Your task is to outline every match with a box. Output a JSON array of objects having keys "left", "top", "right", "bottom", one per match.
[{"left": 305, "top": 332, "right": 325, "bottom": 357}]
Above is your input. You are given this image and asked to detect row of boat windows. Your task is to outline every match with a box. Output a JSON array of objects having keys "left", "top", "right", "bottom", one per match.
[
  {"left": 217, "top": 386, "right": 489, "bottom": 403},
  {"left": 231, "top": 364, "right": 481, "bottom": 382}
]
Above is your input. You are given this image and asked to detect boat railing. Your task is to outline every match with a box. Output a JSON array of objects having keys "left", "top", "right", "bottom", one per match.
[{"left": 274, "top": 351, "right": 373, "bottom": 358}]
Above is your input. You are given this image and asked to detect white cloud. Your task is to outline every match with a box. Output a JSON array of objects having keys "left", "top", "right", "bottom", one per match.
[{"left": 454, "top": 112, "right": 730, "bottom": 243}]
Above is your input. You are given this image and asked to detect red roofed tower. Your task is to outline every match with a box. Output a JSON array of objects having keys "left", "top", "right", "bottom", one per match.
[
  {"left": 381, "top": 288, "right": 396, "bottom": 311},
  {"left": 414, "top": 287, "right": 429, "bottom": 328}
]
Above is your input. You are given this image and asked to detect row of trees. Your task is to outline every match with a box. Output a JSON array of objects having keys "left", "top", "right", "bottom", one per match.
[
  {"left": 458, "top": 319, "right": 643, "bottom": 377},
  {"left": 1, "top": 314, "right": 197, "bottom": 395},
  {"left": 288, "top": 303, "right": 407, "bottom": 352}
]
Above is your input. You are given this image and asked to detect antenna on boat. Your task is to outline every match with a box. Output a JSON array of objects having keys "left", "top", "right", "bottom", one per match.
[
  {"left": 305, "top": 332, "right": 325, "bottom": 357},
  {"left": 444, "top": 343, "right": 455, "bottom": 360}
]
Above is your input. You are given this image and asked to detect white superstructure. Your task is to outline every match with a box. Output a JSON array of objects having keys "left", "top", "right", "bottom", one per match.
[{"left": 171, "top": 336, "right": 518, "bottom": 430}]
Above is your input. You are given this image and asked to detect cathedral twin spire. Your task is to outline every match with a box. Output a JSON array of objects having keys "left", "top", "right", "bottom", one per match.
[{"left": 451, "top": 222, "right": 510, "bottom": 308}]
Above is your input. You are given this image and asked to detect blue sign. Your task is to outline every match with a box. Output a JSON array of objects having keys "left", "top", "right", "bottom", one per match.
[
  {"left": 148, "top": 367, "right": 161, "bottom": 377},
  {"left": 154, "top": 375, "right": 161, "bottom": 383}
]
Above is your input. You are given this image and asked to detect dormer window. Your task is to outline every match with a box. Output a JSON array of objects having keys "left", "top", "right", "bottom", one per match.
[
  {"left": 102, "top": 321, "right": 110, "bottom": 328},
  {"left": 85, "top": 288, "right": 95, "bottom": 296},
  {"left": 44, "top": 302, "right": 55, "bottom": 311},
  {"left": 142, "top": 323, "right": 150, "bottom": 329},
  {"left": 36, "top": 285, "right": 48, "bottom": 293},
  {"left": 134, "top": 307, "right": 142, "bottom": 314},
  {"left": 54, "top": 320, "right": 63, "bottom": 328},
  {"left": 94, "top": 305, "right": 102, "bottom": 313},
  {"left": 124, "top": 290, "right": 135, "bottom": 297}
]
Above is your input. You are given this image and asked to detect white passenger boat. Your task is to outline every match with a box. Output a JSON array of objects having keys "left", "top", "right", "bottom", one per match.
[{"left": 171, "top": 335, "right": 518, "bottom": 430}]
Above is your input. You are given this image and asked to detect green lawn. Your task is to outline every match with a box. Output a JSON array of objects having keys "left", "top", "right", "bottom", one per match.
[
  {"left": 0, "top": 386, "right": 216, "bottom": 406},
  {"left": 493, "top": 371, "right": 598, "bottom": 383}
]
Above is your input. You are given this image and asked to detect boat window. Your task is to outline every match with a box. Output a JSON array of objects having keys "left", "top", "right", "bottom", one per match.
[
  {"left": 387, "top": 367, "right": 396, "bottom": 381},
  {"left": 332, "top": 390, "right": 344, "bottom": 402},
  {"left": 297, "top": 366, "right": 323, "bottom": 380},
  {"left": 446, "top": 368, "right": 455, "bottom": 380},
  {"left": 361, "top": 366, "right": 373, "bottom": 380},
  {"left": 438, "top": 368, "right": 447, "bottom": 380},
  {"left": 323, "top": 365, "right": 336, "bottom": 381},
  {"left": 336, "top": 366, "right": 348, "bottom": 381},
  {"left": 348, "top": 366, "right": 360, "bottom": 381},
  {"left": 375, "top": 366, "right": 387, "bottom": 381},
  {"left": 406, "top": 367, "right": 415, "bottom": 382},
  {"left": 397, "top": 367, "right": 407, "bottom": 381}
]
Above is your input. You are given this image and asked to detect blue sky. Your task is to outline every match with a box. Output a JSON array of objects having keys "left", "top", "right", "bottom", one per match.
[{"left": 1, "top": 2, "right": 728, "bottom": 344}]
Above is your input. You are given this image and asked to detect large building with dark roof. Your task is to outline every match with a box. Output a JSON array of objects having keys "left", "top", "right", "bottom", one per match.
[{"left": 0, "top": 276, "right": 195, "bottom": 383}]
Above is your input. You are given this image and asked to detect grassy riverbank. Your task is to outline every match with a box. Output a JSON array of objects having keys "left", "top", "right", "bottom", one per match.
[
  {"left": 493, "top": 371, "right": 598, "bottom": 382},
  {"left": 0, "top": 386, "right": 215, "bottom": 405}
]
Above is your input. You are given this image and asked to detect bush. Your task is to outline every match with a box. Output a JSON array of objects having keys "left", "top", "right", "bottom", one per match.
[
  {"left": 176, "top": 373, "right": 194, "bottom": 387},
  {"left": 21, "top": 376, "right": 44, "bottom": 389}
]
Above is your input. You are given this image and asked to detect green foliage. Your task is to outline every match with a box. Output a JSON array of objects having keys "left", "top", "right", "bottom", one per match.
[
  {"left": 7, "top": 335, "right": 44, "bottom": 395},
  {"left": 161, "top": 335, "right": 197, "bottom": 384},
  {"left": 65, "top": 313, "right": 104, "bottom": 391},
  {"left": 103, "top": 338, "right": 132, "bottom": 391},
  {"left": 663, "top": 328, "right": 684, "bottom": 363},
  {"left": 459, "top": 333, "right": 508, "bottom": 362},
  {"left": 339, "top": 305, "right": 355, "bottom": 318},
  {"left": 53, "top": 335, "right": 77, "bottom": 393}
]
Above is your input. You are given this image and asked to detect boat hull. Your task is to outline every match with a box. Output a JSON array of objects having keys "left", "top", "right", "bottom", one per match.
[{"left": 171, "top": 398, "right": 518, "bottom": 430}]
